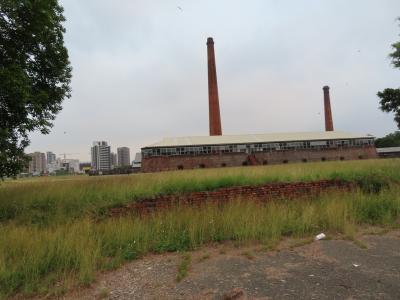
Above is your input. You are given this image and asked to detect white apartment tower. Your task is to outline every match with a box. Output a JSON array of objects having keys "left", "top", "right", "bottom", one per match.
[
  {"left": 28, "top": 152, "right": 47, "bottom": 174},
  {"left": 110, "top": 152, "right": 117, "bottom": 169},
  {"left": 117, "top": 147, "right": 131, "bottom": 167},
  {"left": 91, "top": 141, "right": 111, "bottom": 171},
  {"left": 46, "top": 151, "right": 56, "bottom": 164}
]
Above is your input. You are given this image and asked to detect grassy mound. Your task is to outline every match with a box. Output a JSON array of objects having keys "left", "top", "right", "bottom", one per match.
[
  {"left": 0, "top": 159, "right": 400, "bottom": 298},
  {"left": 0, "top": 159, "right": 399, "bottom": 225},
  {"left": 1, "top": 187, "right": 399, "bottom": 298}
]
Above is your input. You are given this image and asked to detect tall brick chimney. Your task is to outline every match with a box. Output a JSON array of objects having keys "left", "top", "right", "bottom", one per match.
[
  {"left": 323, "top": 86, "right": 334, "bottom": 131},
  {"left": 207, "top": 37, "right": 222, "bottom": 136}
]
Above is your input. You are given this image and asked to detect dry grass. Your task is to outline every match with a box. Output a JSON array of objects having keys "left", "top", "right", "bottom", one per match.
[
  {"left": 0, "top": 187, "right": 399, "bottom": 298},
  {"left": 1, "top": 159, "right": 399, "bottom": 225},
  {"left": 0, "top": 159, "right": 399, "bottom": 298},
  {"left": 241, "top": 251, "right": 255, "bottom": 260},
  {"left": 176, "top": 253, "right": 191, "bottom": 282},
  {"left": 198, "top": 253, "right": 211, "bottom": 262}
]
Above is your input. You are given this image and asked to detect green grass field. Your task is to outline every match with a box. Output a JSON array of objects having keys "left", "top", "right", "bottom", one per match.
[
  {"left": 1, "top": 159, "right": 400, "bottom": 226},
  {"left": 0, "top": 159, "right": 400, "bottom": 298}
]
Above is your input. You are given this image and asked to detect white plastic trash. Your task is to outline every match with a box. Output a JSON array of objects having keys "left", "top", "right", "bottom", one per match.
[{"left": 315, "top": 233, "right": 326, "bottom": 241}]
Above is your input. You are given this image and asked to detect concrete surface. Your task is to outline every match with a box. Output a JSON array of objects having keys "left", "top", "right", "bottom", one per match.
[{"left": 67, "top": 229, "right": 400, "bottom": 300}]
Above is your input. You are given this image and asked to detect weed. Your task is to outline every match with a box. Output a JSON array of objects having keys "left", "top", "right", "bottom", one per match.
[
  {"left": 0, "top": 159, "right": 400, "bottom": 297},
  {"left": 352, "top": 239, "right": 368, "bottom": 249},
  {"left": 1, "top": 159, "right": 399, "bottom": 225},
  {"left": 343, "top": 234, "right": 368, "bottom": 249},
  {"left": 288, "top": 238, "right": 314, "bottom": 249},
  {"left": 98, "top": 287, "right": 110, "bottom": 299},
  {"left": 262, "top": 237, "right": 280, "bottom": 251},
  {"left": 198, "top": 253, "right": 210, "bottom": 262},
  {"left": 343, "top": 224, "right": 368, "bottom": 249},
  {"left": 176, "top": 253, "right": 191, "bottom": 282},
  {"left": 363, "top": 227, "right": 390, "bottom": 236},
  {"left": 1, "top": 186, "right": 399, "bottom": 297},
  {"left": 241, "top": 251, "right": 255, "bottom": 260},
  {"left": 354, "top": 174, "right": 390, "bottom": 194}
]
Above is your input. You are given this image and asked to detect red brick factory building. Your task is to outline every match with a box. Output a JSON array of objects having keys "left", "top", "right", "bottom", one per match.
[{"left": 141, "top": 38, "right": 377, "bottom": 172}]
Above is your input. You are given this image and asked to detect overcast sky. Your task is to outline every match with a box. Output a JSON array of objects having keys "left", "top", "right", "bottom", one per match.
[{"left": 26, "top": 0, "right": 400, "bottom": 162}]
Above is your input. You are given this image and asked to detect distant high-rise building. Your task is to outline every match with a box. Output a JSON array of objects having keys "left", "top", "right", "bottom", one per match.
[
  {"left": 46, "top": 151, "right": 56, "bottom": 164},
  {"left": 60, "top": 158, "right": 80, "bottom": 173},
  {"left": 117, "top": 147, "right": 131, "bottom": 167},
  {"left": 91, "top": 141, "right": 111, "bottom": 171},
  {"left": 47, "top": 158, "right": 61, "bottom": 174},
  {"left": 28, "top": 152, "right": 47, "bottom": 174},
  {"left": 110, "top": 152, "right": 117, "bottom": 169},
  {"left": 133, "top": 152, "right": 142, "bottom": 169}
]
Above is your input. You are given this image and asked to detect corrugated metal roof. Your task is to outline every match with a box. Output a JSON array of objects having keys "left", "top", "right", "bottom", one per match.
[
  {"left": 376, "top": 147, "right": 400, "bottom": 153},
  {"left": 143, "top": 131, "right": 374, "bottom": 148}
]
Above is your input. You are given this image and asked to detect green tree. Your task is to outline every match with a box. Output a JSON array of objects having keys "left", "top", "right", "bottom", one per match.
[
  {"left": 375, "top": 131, "right": 400, "bottom": 148},
  {"left": 378, "top": 18, "right": 400, "bottom": 128},
  {"left": 0, "top": 0, "right": 71, "bottom": 178}
]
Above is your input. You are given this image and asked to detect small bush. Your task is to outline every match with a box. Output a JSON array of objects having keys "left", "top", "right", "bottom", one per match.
[{"left": 354, "top": 174, "right": 390, "bottom": 194}]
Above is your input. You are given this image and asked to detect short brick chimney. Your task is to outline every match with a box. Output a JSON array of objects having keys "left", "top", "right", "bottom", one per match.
[
  {"left": 323, "top": 86, "right": 334, "bottom": 131},
  {"left": 207, "top": 37, "right": 222, "bottom": 136}
]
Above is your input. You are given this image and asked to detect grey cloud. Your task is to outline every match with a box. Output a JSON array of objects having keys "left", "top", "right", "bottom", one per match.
[{"left": 27, "top": 0, "right": 400, "bottom": 161}]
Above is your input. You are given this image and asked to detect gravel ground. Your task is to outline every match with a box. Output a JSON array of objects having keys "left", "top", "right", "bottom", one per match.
[{"left": 65, "top": 229, "right": 400, "bottom": 300}]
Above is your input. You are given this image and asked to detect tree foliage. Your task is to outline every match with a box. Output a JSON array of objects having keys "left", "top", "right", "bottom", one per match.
[
  {"left": 0, "top": 0, "right": 71, "bottom": 178},
  {"left": 375, "top": 131, "right": 400, "bottom": 148},
  {"left": 378, "top": 18, "right": 400, "bottom": 129}
]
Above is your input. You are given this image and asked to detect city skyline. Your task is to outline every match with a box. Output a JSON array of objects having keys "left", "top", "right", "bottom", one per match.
[
  {"left": 25, "top": 0, "right": 400, "bottom": 161},
  {"left": 29, "top": 143, "right": 132, "bottom": 164}
]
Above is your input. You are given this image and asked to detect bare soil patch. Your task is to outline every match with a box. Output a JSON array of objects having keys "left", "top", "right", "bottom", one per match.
[{"left": 60, "top": 229, "right": 400, "bottom": 300}]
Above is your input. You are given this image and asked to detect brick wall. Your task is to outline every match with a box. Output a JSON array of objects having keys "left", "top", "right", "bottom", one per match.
[
  {"left": 141, "top": 146, "right": 377, "bottom": 172},
  {"left": 110, "top": 179, "right": 353, "bottom": 216}
]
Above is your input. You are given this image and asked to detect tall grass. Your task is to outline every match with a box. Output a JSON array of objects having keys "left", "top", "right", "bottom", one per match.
[
  {"left": 0, "top": 159, "right": 399, "bottom": 298},
  {"left": 1, "top": 159, "right": 400, "bottom": 225},
  {"left": 1, "top": 185, "right": 399, "bottom": 298}
]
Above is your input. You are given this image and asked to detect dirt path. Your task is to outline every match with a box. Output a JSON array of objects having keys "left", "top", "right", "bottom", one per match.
[{"left": 67, "top": 230, "right": 400, "bottom": 300}]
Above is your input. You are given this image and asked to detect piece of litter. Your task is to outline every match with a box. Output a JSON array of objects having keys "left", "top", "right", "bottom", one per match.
[
  {"left": 352, "top": 264, "right": 360, "bottom": 268},
  {"left": 315, "top": 233, "right": 326, "bottom": 241},
  {"left": 308, "top": 274, "right": 315, "bottom": 277}
]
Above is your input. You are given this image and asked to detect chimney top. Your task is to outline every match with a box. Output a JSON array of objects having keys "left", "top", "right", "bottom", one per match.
[
  {"left": 207, "top": 37, "right": 214, "bottom": 44},
  {"left": 323, "top": 85, "right": 334, "bottom": 131}
]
